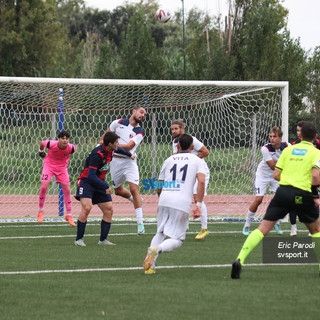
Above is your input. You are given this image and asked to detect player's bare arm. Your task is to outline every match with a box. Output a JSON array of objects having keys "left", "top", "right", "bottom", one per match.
[
  {"left": 266, "top": 159, "right": 277, "bottom": 170},
  {"left": 191, "top": 173, "right": 205, "bottom": 219},
  {"left": 197, "top": 146, "right": 209, "bottom": 159},
  {"left": 118, "top": 140, "right": 136, "bottom": 151},
  {"left": 273, "top": 168, "right": 281, "bottom": 181}
]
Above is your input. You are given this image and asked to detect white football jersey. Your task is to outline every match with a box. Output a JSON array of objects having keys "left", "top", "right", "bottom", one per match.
[
  {"left": 109, "top": 118, "right": 144, "bottom": 157},
  {"left": 158, "top": 153, "right": 206, "bottom": 213},
  {"left": 172, "top": 135, "right": 210, "bottom": 177},
  {"left": 256, "top": 141, "right": 290, "bottom": 178}
]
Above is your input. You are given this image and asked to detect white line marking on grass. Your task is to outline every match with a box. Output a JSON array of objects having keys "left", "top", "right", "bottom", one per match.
[
  {"left": 0, "top": 229, "right": 310, "bottom": 240},
  {"left": 0, "top": 263, "right": 317, "bottom": 275}
]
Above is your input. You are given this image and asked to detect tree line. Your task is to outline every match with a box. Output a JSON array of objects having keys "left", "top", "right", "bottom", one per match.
[{"left": 0, "top": 0, "right": 319, "bottom": 139}]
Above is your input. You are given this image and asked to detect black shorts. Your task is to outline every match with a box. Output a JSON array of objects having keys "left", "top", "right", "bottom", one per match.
[
  {"left": 75, "top": 179, "right": 112, "bottom": 205},
  {"left": 264, "top": 185, "right": 319, "bottom": 223}
]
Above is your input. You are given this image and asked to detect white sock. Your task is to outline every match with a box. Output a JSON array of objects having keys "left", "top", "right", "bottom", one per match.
[
  {"left": 135, "top": 207, "right": 143, "bottom": 224},
  {"left": 276, "top": 219, "right": 281, "bottom": 226},
  {"left": 158, "top": 238, "right": 183, "bottom": 253},
  {"left": 151, "top": 232, "right": 166, "bottom": 248},
  {"left": 127, "top": 195, "right": 133, "bottom": 202},
  {"left": 244, "top": 210, "right": 256, "bottom": 228},
  {"left": 200, "top": 202, "right": 208, "bottom": 229}
]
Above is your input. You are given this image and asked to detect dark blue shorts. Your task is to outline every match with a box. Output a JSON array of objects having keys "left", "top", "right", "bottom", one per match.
[{"left": 75, "top": 179, "right": 112, "bottom": 205}]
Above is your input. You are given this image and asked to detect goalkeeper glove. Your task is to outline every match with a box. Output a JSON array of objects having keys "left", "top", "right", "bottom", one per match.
[{"left": 39, "top": 151, "right": 46, "bottom": 158}]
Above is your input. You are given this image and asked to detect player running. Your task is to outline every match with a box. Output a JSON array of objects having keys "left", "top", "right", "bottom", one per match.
[
  {"left": 171, "top": 119, "right": 210, "bottom": 240},
  {"left": 143, "top": 134, "right": 206, "bottom": 274},
  {"left": 74, "top": 132, "right": 136, "bottom": 247},
  {"left": 98, "top": 107, "right": 147, "bottom": 235},
  {"left": 242, "top": 126, "right": 290, "bottom": 235},
  {"left": 38, "top": 130, "right": 76, "bottom": 226}
]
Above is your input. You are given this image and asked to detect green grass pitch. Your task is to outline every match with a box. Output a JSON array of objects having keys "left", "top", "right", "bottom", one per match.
[{"left": 0, "top": 220, "right": 319, "bottom": 320}]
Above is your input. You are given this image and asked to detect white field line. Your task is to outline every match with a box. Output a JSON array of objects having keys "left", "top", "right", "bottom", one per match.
[
  {"left": 0, "top": 229, "right": 308, "bottom": 240},
  {"left": 0, "top": 263, "right": 317, "bottom": 275}
]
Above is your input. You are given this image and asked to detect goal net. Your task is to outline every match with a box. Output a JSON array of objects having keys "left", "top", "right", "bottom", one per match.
[{"left": 0, "top": 77, "right": 288, "bottom": 222}]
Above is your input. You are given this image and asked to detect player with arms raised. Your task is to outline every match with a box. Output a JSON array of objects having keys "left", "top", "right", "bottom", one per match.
[
  {"left": 143, "top": 134, "right": 206, "bottom": 274},
  {"left": 171, "top": 119, "right": 210, "bottom": 240},
  {"left": 38, "top": 130, "right": 76, "bottom": 226},
  {"left": 99, "top": 107, "right": 147, "bottom": 234}
]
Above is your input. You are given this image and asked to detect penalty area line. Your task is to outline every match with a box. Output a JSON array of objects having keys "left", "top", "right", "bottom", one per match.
[{"left": 0, "top": 263, "right": 317, "bottom": 275}]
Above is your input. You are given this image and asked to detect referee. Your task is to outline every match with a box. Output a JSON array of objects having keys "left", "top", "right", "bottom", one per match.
[{"left": 231, "top": 122, "right": 320, "bottom": 279}]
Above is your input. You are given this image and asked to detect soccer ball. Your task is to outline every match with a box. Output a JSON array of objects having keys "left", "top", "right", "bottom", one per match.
[{"left": 156, "top": 8, "right": 171, "bottom": 23}]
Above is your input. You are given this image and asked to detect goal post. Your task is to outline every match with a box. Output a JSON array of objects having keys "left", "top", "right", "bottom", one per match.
[{"left": 0, "top": 76, "right": 289, "bottom": 221}]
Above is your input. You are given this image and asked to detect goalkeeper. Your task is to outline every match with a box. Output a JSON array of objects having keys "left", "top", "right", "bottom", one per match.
[
  {"left": 38, "top": 130, "right": 76, "bottom": 226},
  {"left": 232, "top": 122, "right": 320, "bottom": 279}
]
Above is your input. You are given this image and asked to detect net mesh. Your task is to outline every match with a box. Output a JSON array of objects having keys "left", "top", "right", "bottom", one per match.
[{"left": 0, "top": 79, "right": 285, "bottom": 221}]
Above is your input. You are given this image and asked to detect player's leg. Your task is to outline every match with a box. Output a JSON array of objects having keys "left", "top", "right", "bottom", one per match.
[
  {"left": 243, "top": 196, "right": 264, "bottom": 235},
  {"left": 38, "top": 182, "right": 49, "bottom": 223},
  {"left": 232, "top": 186, "right": 290, "bottom": 279},
  {"left": 60, "top": 183, "right": 75, "bottom": 226},
  {"left": 194, "top": 172, "right": 209, "bottom": 240},
  {"left": 128, "top": 182, "right": 145, "bottom": 234},
  {"left": 243, "top": 175, "right": 267, "bottom": 235},
  {"left": 144, "top": 207, "right": 188, "bottom": 273},
  {"left": 289, "top": 211, "right": 298, "bottom": 236},
  {"left": 270, "top": 181, "right": 283, "bottom": 235},
  {"left": 38, "top": 165, "right": 54, "bottom": 223},
  {"left": 74, "top": 197, "right": 92, "bottom": 246},
  {"left": 97, "top": 199, "right": 115, "bottom": 245}
]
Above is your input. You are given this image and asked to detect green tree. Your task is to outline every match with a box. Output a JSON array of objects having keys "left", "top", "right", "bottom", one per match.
[
  {"left": 0, "top": 0, "right": 71, "bottom": 77},
  {"left": 118, "top": 7, "right": 164, "bottom": 79}
]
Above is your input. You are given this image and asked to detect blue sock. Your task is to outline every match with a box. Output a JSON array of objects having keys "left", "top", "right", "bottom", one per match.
[
  {"left": 100, "top": 220, "right": 111, "bottom": 241},
  {"left": 76, "top": 220, "right": 87, "bottom": 241}
]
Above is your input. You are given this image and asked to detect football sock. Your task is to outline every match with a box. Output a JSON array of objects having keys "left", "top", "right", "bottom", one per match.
[
  {"left": 158, "top": 238, "right": 183, "bottom": 253},
  {"left": 76, "top": 220, "right": 87, "bottom": 241},
  {"left": 61, "top": 185, "right": 72, "bottom": 214},
  {"left": 289, "top": 211, "right": 297, "bottom": 225},
  {"left": 275, "top": 219, "right": 281, "bottom": 226},
  {"left": 237, "top": 229, "right": 264, "bottom": 264},
  {"left": 135, "top": 207, "right": 143, "bottom": 224},
  {"left": 100, "top": 220, "right": 111, "bottom": 241},
  {"left": 151, "top": 232, "right": 166, "bottom": 248},
  {"left": 127, "top": 195, "right": 133, "bottom": 202},
  {"left": 39, "top": 184, "right": 49, "bottom": 209},
  {"left": 200, "top": 202, "right": 208, "bottom": 229},
  {"left": 244, "top": 210, "right": 256, "bottom": 228}
]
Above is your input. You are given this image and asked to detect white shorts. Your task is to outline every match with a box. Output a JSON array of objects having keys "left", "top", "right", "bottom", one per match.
[
  {"left": 193, "top": 170, "right": 210, "bottom": 195},
  {"left": 110, "top": 157, "right": 139, "bottom": 188},
  {"left": 156, "top": 206, "right": 189, "bottom": 240},
  {"left": 255, "top": 174, "right": 279, "bottom": 196}
]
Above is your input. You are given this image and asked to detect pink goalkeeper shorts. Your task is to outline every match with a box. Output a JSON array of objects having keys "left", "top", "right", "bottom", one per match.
[{"left": 41, "top": 164, "right": 70, "bottom": 185}]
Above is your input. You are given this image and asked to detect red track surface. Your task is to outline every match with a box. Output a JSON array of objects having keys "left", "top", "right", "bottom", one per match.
[{"left": 0, "top": 194, "right": 273, "bottom": 219}]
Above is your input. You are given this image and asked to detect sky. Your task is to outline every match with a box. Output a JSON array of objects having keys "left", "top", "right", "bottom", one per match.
[{"left": 84, "top": 0, "right": 319, "bottom": 52}]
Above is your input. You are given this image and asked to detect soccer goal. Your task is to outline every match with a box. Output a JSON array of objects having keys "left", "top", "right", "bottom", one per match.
[{"left": 0, "top": 77, "right": 288, "bottom": 221}]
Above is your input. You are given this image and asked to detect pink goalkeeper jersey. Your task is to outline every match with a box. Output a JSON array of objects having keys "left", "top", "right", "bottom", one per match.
[{"left": 42, "top": 140, "right": 76, "bottom": 168}]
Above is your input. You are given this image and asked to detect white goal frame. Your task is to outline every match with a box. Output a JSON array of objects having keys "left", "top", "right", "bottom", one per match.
[{"left": 0, "top": 77, "right": 289, "bottom": 222}]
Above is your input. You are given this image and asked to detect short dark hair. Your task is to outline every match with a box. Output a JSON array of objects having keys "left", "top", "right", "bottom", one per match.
[
  {"left": 58, "top": 130, "right": 70, "bottom": 139},
  {"left": 297, "top": 120, "right": 306, "bottom": 128},
  {"left": 103, "top": 131, "right": 119, "bottom": 146},
  {"left": 301, "top": 122, "right": 317, "bottom": 141},
  {"left": 172, "top": 119, "right": 185, "bottom": 128},
  {"left": 270, "top": 126, "right": 283, "bottom": 138},
  {"left": 178, "top": 133, "right": 193, "bottom": 151}
]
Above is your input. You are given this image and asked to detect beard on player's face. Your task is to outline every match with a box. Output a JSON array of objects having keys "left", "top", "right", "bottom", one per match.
[{"left": 133, "top": 115, "right": 143, "bottom": 124}]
